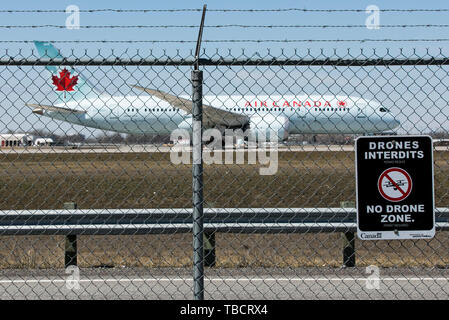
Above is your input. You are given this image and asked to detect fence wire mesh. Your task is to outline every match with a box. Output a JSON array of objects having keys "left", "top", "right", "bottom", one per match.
[{"left": 0, "top": 48, "right": 448, "bottom": 299}]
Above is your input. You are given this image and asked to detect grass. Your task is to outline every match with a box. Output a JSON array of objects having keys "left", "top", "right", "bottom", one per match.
[
  {"left": 1, "top": 233, "right": 449, "bottom": 269},
  {"left": 1, "top": 151, "right": 449, "bottom": 210},
  {"left": 0, "top": 150, "right": 449, "bottom": 269}
]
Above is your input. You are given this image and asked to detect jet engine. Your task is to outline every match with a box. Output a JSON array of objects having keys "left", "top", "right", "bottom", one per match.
[{"left": 247, "top": 115, "right": 289, "bottom": 142}]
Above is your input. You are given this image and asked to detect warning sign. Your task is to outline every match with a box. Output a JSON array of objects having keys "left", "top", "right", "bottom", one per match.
[
  {"left": 355, "top": 135, "right": 434, "bottom": 240},
  {"left": 378, "top": 167, "right": 412, "bottom": 202}
]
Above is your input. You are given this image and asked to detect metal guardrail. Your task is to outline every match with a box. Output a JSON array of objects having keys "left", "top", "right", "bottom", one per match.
[{"left": 1, "top": 207, "right": 448, "bottom": 235}]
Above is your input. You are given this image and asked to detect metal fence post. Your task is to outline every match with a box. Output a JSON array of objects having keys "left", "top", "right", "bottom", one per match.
[
  {"left": 192, "top": 69, "right": 204, "bottom": 300},
  {"left": 341, "top": 201, "right": 355, "bottom": 267},
  {"left": 64, "top": 202, "right": 77, "bottom": 268}
]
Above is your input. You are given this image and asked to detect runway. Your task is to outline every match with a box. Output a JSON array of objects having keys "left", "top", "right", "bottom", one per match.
[
  {"left": 1, "top": 268, "right": 448, "bottom": 299},
  {"left": 1, "top": 144, "right": 447, "bottom": 154},
  {"left": 0, "top": 144, "right": 355, "bottom": 154}
]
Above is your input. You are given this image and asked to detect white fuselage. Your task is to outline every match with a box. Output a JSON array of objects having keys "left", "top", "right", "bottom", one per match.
[{"left": 42, "top": 94, "right": 400, "bottom": 135}]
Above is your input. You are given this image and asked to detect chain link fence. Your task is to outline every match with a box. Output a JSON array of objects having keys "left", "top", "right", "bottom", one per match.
[{"left": 0, "top": 47, "right": 449, "bottom": 299}]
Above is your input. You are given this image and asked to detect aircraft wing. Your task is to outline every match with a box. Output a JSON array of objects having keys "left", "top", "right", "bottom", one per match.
[
  {"left": 26, "top": 104, "right": 86, "bottom": 115},
  {"left": 132, "top": 85, "right": 248, "bottom": 127}
]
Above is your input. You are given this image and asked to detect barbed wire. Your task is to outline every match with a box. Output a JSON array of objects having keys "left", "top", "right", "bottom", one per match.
[
  {"left": 214, "top": 39, "right": 449, "bottom": 43},
  {"left": 0, "top": 8, "right": 448, "bottom": 13},
  {"left": 0, "top": 9, "right": 202, "bottom": 13},
  {"left": 2, "top": 24, "right": 449, "bottom": 29},
  {"left": 2, "top": 39, "right": 449, "bottom": 43},
  {"left": 208, "top": 8, "right": 449, "bottom": 12}
]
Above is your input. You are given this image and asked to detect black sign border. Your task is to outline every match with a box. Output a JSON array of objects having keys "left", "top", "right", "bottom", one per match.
[{"left": 355, "top": 135, "right": 435, "bottom": 240}]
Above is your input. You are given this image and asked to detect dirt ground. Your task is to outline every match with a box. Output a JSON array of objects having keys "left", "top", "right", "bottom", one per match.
[
  {"left": 0, "top": 232, "right": 448, "bottom": 269},
  {"left": 1, "top": 151, "right": 449, "bottom": 210},
  {"left": 0, "top": 151, "right": 448, "bottom": 269}
]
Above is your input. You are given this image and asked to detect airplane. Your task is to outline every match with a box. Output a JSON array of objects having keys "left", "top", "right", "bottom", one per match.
[
  {"left": 26, "top": 41, "right": 400, "bottom": 143},
  {"left": 384, "top": 179, "right": 407, "bottom": 191}
]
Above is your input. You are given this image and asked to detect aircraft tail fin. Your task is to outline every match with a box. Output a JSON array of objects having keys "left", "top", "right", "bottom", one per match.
[{"left": 34, "top": 41, "right": 102, "bottom": 103}]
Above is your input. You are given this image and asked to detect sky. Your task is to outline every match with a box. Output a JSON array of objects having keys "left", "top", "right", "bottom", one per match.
[
  {"left": 0, "top": 0, "right": 449, "bottom": 137},
  {"left": 1, "top": 0, "right": 449, "bottom": 53}
]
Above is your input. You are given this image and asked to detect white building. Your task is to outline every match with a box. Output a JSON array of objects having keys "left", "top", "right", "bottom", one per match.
[{"left": 0, "top": 133, "right": 33, "bottom": 147}]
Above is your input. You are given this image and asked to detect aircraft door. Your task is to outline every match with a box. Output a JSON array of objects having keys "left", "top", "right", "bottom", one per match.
[
  {"left": 357, "top": 106, "right": 367, "bottom": 119},
  {"left": 356, "top": 104, "right": 371, "bottom": 132}
]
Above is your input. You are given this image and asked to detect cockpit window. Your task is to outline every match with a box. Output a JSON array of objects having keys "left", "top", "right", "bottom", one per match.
[{"left": 379, "top": 107, "right": 389, "bottom": 112}]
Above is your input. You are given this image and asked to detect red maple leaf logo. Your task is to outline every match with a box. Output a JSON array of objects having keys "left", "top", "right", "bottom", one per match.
[
  {"left": 338, "top": 101, "right": 346, "bottom": 106},
  {"left": 52, "top": 68, "right": 78, "bottom": 92}
]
